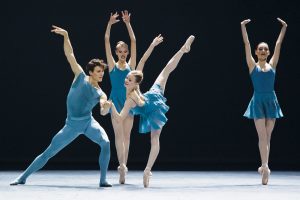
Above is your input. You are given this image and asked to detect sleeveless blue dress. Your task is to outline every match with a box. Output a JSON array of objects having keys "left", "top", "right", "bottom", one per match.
[
  {"left": 109, "top": 64, "right": 131, "bottom": 113},
  {"left": 244, "top": 66, "right": 283, "bottom": 119},
  {"left": 131, "top": 84, "right": 169, "bottom": 134}
]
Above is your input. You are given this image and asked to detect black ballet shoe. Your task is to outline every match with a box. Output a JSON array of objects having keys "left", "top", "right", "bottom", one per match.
[
  {"left": 99, "top": 181, "right": 112, "bottom": 187},
  {"left": 180, "top": 35, "right": 195, "bottom": 53},
  {"left": 10, "top": 179, "right": 26, "bottom": 186}
]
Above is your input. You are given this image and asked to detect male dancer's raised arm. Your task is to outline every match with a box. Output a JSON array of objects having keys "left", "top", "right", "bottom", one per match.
[{"left": 51, "top": 25, "right": 83, "bottom": 77}]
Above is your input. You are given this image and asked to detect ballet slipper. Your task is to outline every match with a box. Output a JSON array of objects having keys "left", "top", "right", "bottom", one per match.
[
  {"left": 10, "top": 178, "right": 26, "bottom": 186},
  {"left": 143, "top": 168, "right": 152, "bottom": 188},
  {"left": 117, "top": 164, "right": 128, "bottom": 184},
  {"left": 260, "top": 166, "right": 271, "bottom": 185},
  {"left": 258, "top": 166, "right": 263, "bottom": 174},
  {"left": 99, "top": 181, "right": 112, "bottom": 187},
  {"left": 180, "top": 35, "right": 195, "bottom": 53}
]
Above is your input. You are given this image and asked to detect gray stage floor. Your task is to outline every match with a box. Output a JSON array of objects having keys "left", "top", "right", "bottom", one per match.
[{"left": 1, "top": 171, "right": 300, "bottom": 200}]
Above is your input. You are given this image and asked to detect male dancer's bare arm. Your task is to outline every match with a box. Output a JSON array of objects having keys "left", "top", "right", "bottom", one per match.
[
  {"left": 105, "top": 12, "right": 119, "bottom": 71},
  {"left": 241, "top": 19, "right": 256, "bottom": 72},
  {"left": 136, "top": 34, "right": 164, "bottom": 71},
  {"left": 51, "top": 25, "right": 83, "bottom": 77},
  {"left": 269, "top": 18, "right": 287, "bottom": 68},
  {"left": 122, "top": 10, "right": 137, "bottom": 69}
]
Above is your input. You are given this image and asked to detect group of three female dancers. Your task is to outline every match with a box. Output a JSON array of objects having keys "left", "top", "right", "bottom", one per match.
[{"left": 10, "top": 10, "right": 287, "bottom": 187}]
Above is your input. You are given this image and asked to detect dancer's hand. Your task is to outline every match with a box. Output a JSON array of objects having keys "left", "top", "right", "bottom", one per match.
[
  {"left": 151, "top": 34, "right": 164, "bottom": 47},
  {"left": 103, "top": 100, "right": 112, "bottom": 110},
  {"left": 241, "top": 19, "right": 251, "bottom": 26},
  {"left": 109, "top": 12, "right": 120, "bottom": 25},
  {"left": 277, "top": 18, "right": 287, "bottom": 27},
  {"left": 121, "top": 10, "right": 131, "bottom": 24},
  {"left": 51, "top": 25, "right": 68, "bottom": 37}
]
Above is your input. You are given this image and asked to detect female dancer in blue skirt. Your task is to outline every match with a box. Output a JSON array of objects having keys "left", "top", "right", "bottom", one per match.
[
  {"left": 111, "top": 35, "right": 195, "bottom": 187},
  {"left": 10, "top": 26, "right": 112, "bottom": 187},
  {"left": 104, "top": 11, "right": 141, "bottom": 183},
  {"left": 241, "top": 18, "right": 287, "bottom": 185}
]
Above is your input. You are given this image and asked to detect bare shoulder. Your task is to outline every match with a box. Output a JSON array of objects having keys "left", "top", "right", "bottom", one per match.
[{"left": 268, "top": 62, "right": 277, "bottom": 69}]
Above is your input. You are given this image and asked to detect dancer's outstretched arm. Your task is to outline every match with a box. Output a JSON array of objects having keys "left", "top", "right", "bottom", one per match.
[
  {"left": 105, "top": 12, "right": 119, "bottom": 71},
  {"left": 136, "top": 34, "right": 164, "bottom": 72},
  {"left": 111, "top": 99, "right": 136, "bottom": 122},
  {"left": 269, "top": 18, "right": 288, "bottom": 68},
  {"left": 122, "top": 10, "right": 136, "bottom": 69},
  {"left": 241, "top": 19, "right": 256, "bottom": 72},
  {"left": 100, "top": 93, "right": 111, "bottom": 116},
  {"left": 51, "top": 25, "right": 83, "bottom": 77}
]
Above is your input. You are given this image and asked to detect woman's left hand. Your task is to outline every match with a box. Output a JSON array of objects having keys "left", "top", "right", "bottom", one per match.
[
  {"left": 277, "top": 18, "right": 287, "bottom": 27},
  {"left": 122, "top": 10, "right": 131, "bottom": 24}
]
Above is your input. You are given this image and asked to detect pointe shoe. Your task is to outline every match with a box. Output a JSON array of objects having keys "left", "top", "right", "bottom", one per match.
[
  {"left": 180, "top": 35, "right": 195, "bottom": 53},
  {"left": 258, "top": 166, "right": 263, "bottom": 174},
  {"left": 10, "top": 179, "right": 26, "bottom": 186},
  {"left": 143, "top": 169, "right": 152, "bottom": 188},
  {"left": 260, "top": 166, "right": 271, "bottom": 185},
  {"left": 117, "top": 165, "right": 128, "bottom": 184}
]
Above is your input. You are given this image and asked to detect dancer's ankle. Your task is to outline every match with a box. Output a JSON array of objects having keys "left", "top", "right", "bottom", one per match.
[
  {"left": 261, "top": 163, "right": 269, "bottom": 168},
  {"left": 144, "top": 167, "right": 151, "bottom": 173}
]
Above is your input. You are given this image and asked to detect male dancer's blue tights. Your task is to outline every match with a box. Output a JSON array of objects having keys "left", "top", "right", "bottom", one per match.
[{"left": 14, "top": 117, "right": 110, "bottom": 185}]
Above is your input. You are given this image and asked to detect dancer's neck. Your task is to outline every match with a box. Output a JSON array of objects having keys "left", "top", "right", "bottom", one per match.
[
  {"left": 117, "top": 61, "right": 127, "bottom": 69},
  {"left": 88, "top": 76, "right": 100, "bottom": 89}
]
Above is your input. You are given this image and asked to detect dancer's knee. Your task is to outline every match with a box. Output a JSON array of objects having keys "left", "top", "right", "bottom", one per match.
[
  {"left": 258, "top": 134, "right": 268, "bottom": 144},
  {"left": 39, "top": 148, "right": 57, "bottom": 161},
  {"left": 100, "top": 140, "right": 110, "bottom": 151}
]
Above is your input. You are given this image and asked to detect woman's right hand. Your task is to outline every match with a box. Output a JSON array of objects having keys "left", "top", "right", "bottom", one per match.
[
  {"left": 103, "top": 100, "right": 112, "bottom": 110},
  {"left": 109, "top": 12, "right": 120, "bottom": 25},
  {"left": 241, "top": 19, "right": 251, "bottom": 26}
]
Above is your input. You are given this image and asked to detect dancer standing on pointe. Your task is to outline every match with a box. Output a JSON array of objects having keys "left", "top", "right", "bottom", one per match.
[
  {"left": 104, "top": 10, "right": 139, "bottom": 184},
  {"left": 10, "top": 25, "right": 112, "bottom": 187},
  {"left": 111, "top": 35, "right": 195, "bottom": 187},
  {"left": 241, "top": 18, "right": 287, "bottom": 185}
]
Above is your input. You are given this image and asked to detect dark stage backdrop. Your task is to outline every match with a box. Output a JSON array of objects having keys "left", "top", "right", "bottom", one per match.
[{"left": 1, "top": 0, "right": 300, "bottom": 170}]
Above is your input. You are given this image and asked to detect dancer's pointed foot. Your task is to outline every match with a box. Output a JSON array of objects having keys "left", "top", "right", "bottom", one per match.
[
  {"left": 260, "top": 166, "right": 271, "bottom": 185},
  {"left": 180, "top": 35, "right": 195, "bottom": 53},
  {"left": 143, "top": 168, "right": 152, "bottom": 188},
  {"left": 99, "top": 181, "right": 112, "bottom": 187},
  {"left": 10, "top": 179, "right": 26, "bottom": 186},
  {"left": 118, "top": 164, "right": 128, "bottom": 184},
  {"left": 258, "top": 166, "right": 263, "bottom": 174}
]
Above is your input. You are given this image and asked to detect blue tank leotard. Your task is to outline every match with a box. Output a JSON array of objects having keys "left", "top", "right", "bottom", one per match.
[
  {"left": 244, "top": 66, "right": 283, "bottom": 119},
  {"left": 131, "top": 84, "right": 169, "bottom": 134},
  {"left": 16, "top": 72, "right": 110, "bottom": 185},
  {"left": 109, "top": 64, "right": 131, "bottom": 113}
]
